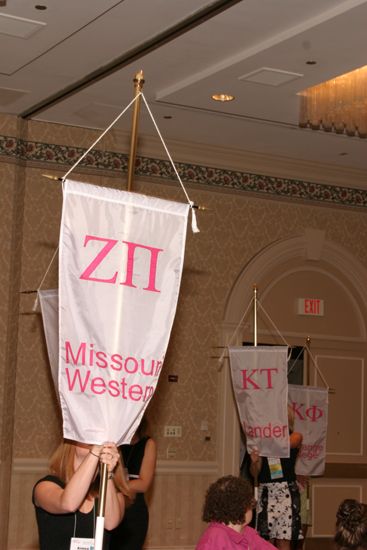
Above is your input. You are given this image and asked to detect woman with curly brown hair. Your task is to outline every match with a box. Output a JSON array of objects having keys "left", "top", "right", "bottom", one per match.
[
  {"left": 335, "top": 499, "right": 367, "bottom": 550},
  {"left": 196, "top": 475, "right": 276, "bottom": 550}
]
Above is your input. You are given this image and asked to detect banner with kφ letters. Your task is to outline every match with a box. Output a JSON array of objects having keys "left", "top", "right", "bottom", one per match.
[
  {"left": 288, "top": 384, "right": 328, "bottom": 476},
  {"left": 58, "top": 179, "right": 189, "bottom": 445},
  {"left": 229, "top": 346, "right": 289, "bottom": 458}
]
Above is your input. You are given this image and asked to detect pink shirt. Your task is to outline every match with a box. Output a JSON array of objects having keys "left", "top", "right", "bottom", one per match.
[{"left": 196, "top": 522, "right": 277, "bottom": 550}]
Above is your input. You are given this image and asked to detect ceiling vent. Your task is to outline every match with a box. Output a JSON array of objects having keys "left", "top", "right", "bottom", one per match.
[
  {"left": 0, "top": 13, "right": 46, "bottom": 38},
  {"left": 0, "top": 87, "right": 28, "bottom": 105},
  {"left": 239, "top": 67, "right": 303, "bottom": 86}
]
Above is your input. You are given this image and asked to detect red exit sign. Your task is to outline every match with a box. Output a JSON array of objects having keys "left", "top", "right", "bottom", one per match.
[{"left": 297, "top": 298, "right": 324, "bottom": 316}]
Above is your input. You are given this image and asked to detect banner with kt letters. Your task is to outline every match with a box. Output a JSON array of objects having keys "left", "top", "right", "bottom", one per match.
[
  {"left": 288, "top": 384, "right": 328, "bottom": 475},
  {"left": 58, "top": 179, "right": 189, "bottom": 445},
  {"left": 229, "top": 346, "right": 289, "bottom": 458}
]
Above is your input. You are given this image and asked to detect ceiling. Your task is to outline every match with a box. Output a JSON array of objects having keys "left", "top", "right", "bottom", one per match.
[{"left": 1, "top": 0, "right": 367, "bottom": 178}]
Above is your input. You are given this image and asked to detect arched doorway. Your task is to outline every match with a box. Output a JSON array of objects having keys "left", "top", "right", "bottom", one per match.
[{"left": 219, "top": 229, "right": 367, "bottom": 545}]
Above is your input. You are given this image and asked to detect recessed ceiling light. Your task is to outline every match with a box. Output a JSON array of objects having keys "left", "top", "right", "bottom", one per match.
[
  {"left": 35, "top": 4, "right": 47, "bottom": 10},
  {"left": 211, "top": 93, "right": 235, "bottom": 102},
  {"left": 163, "top": 115, "right": 172, "bottom": 119},
  {"left": 306, "top": 60, "right": 317, "bottom": 65}
]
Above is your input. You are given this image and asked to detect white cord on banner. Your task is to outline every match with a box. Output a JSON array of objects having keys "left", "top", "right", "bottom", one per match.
[
  {"left": 32, "top": 245, "right": 59, "bottom": 311},
  {"left": 257, "top": 301, "right": 292, "bottom": 361},
  {"left": 305, "top": 342, "right": 330, "bottom": 390},
  {"left": 35, "top": 91, "right": 199, "bottom": 308},
  {"left": 61, "top": 93, "right": 141, "bottom": 181},
  {"left": 218, "top": 296, "right": 254, "bottom": 370},
  {"left": 141, "top": 93, "right": 199, "bottom": 234}
]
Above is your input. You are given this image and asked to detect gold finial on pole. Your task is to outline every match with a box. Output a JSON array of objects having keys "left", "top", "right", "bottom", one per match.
[
  {"left": 127, "top": 70, "right": 145, "bottom": 192},
  {"left": 253, "top": 284, "right": 258, "bottom": 347},
  {"left": 42, "top": 174, "right": 62, "bottom": 181}
]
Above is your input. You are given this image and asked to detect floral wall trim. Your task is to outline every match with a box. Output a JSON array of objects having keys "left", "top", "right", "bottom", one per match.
[{"left": 1, "top": 134, "right": 367, "bottom": 209}]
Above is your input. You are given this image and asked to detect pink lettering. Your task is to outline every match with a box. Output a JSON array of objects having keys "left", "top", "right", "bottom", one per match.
[
  {"left": 141, "top": 358, "right": 154, "bottom": 376},
  {"left": 64, "top": 367, "right": 156, "bottom": 403},
  {"left": 65, "top": 341, "right": 86, "bottom": 365},
  {"left": 292, "top": 401, "right": 305, "bottom": 421},
  {"left": 65, "top": 367, "right": 90, "bottom": 391},
  {"left": 110, "top": 353, "right": 123, "bottom": 371},
  {"left": 95, "top": 351, "right": 107, "bottom": 369},
  {"left": 241, "top": 369, "right": 260, "bottom": 390},
  {"left": 247, "top": 422, "right": 287, "bottom": 439},
  {"left": 124, "top": 357, "right": 139, "bottom": 374},
  {"left": 107, "top": 379, "right": 120, "bottom": 397},
  {"left": 120, "top": 378, "right": 127, "bottom": 399},
  {"left": 121, "top": 240, "right": 163, "bottom": 293},
  {"left": 154, "top": 360, "right": 163, "bottom": 377},
  {"left": 306, "top": 405, "right": 323, "bottom": 422},
  {"left": 129, "top": 384, "right": 143, "bottom": 401},
  {"left": 260, "top": 367, "right": 278, "bottom": 389},
  {"left": 80, "top": 235, "right": 118, "bottom": 283},
  {"left": 91, "top": 377, "right": 106, "bottom": 394},
  {"left": 143, "top": 385, "right": 154, "bottom": 402}
]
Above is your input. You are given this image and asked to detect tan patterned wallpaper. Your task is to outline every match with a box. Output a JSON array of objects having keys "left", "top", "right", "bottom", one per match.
[
  {"left": 1, "top": 115, "right": 367, "bottom": 467},
  {"left": 0, "top": 119, "right": 27, "bottom": 546}
]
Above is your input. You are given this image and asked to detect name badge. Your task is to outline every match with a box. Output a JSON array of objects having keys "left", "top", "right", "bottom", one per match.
[
  {"left": 70, "top": 537, "right": 95, "bottom": 550},
  {"left": 268, "top": 457, "right": 283, "bottom": 480}
]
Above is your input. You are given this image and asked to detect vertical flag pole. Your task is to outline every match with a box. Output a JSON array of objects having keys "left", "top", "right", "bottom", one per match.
[
  {"left": 305, "top": 336, "right": 311, "bottom": 385},
  {"left": 94, "top": 463, "right": 108, "bottom": 550},
  {"left": 253, "top": 284, "right": 258, "bottom": 347},
  {"left": 95, "top": 71, "right": 145, "bottom": 550},
  {"left": 127, "top": 70, "right": 145, "bottom": 192},
  {"left": 304, "top": 336, "right": 311, "bottom": 528},
  {"left": 253, "top": 284, "right": 259, "bottom": 503}
]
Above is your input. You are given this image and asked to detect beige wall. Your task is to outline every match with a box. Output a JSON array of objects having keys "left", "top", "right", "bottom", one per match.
[{"left": 1, "top": 114, "right": 367, "bottom": 548}]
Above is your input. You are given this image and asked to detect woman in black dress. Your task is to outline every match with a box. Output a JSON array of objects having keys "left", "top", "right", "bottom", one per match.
[
  {"left": 33, "top": 440, "right": 130, "bottom": 550},
  {"left": 110, "top": 416, "right": 157, "bottom": 550}
]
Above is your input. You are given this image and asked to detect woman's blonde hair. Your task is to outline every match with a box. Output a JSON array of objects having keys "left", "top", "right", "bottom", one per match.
[
  {"left": 49, "top": 440, "right": 131, "bottom": 499},
  {"left": 288, "top": 403, "right": 295, "bottom": 432}
]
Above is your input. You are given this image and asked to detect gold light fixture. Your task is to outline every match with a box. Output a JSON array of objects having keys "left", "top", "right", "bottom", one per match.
[
  {"left": 211, "top": 93, "right": 235, "bottom": 102},
  {"left": 299, "top": 65, "right": 367, "bottom": 138}
]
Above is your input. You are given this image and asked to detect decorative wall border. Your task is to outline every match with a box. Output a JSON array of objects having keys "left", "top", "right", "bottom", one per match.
[{"left": 1, "top": 134, "right": 367, "bottom": 208}]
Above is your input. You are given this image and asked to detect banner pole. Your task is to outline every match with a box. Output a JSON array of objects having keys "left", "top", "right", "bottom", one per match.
[
  {"left": 252, "top": 284, "right": 259, "bottom": 504},
  {"left": 304, "top": 337, "right": 311, "bottom": 530},
  {"left": 253, "top": 284, "right": 258, "bottom": 347},
  {"left": 94, "top": 462, "right": 108, "bottom": 550},
  {"left": 95, "top": 72, "right": 144, "bottom": 544},
  {"left": 127, "top": 70, "right": 145, "bottom": 192},
  {"left": 305, "top": 336, "right": 311, "bottom": 385}
]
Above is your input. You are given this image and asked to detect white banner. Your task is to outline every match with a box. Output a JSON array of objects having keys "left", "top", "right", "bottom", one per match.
[
  {"left": 229, "top": 346, "right": 289, "bottom": 458},
  {"left": 289, "top": 384, "right": 328, "bottom": 476},
  {"left": 59, "top": 179, "right": 189, "bottom": 445},
  {"left": 38, "top": 289, "right": 59, "bottom": 392}
]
